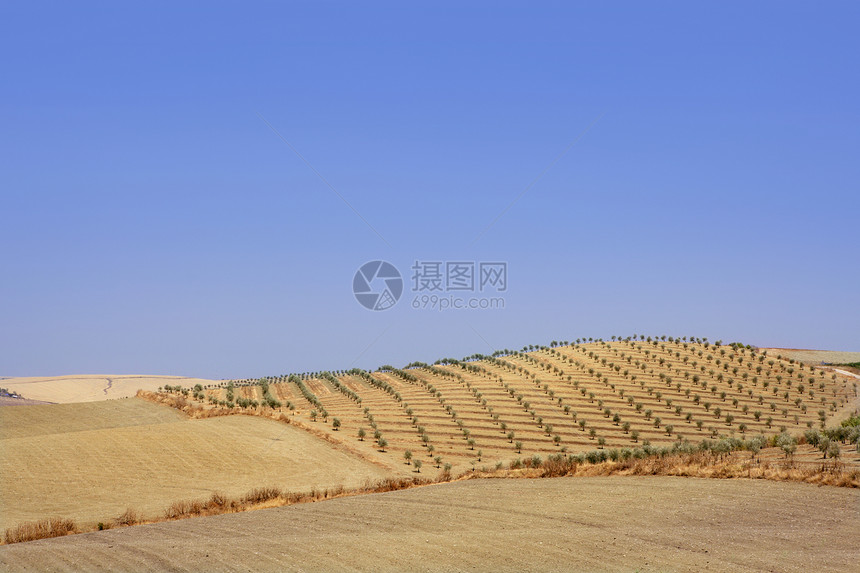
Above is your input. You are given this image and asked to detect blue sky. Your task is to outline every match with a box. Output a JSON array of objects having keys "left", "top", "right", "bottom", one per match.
[{"left": 1, "top": 2, "right": 858, "bottom": 379}]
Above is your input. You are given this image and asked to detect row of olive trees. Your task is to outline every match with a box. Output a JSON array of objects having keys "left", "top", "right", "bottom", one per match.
[
  {"left": 319, "top": 371, "right": 362, "bottom": 404},
  {"left": 289, "top": 375, "right": 327, "bottom": 419}
]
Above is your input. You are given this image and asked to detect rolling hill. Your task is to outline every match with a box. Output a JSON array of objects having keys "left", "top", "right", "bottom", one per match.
[
  {"left": 174, "top": 337, "right": 858, "bottom": 472},
  {"left": 1, "top": 335, "right": 857, "bottom": 554}
]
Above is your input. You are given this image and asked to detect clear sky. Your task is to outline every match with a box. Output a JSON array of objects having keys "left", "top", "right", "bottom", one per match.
[{"left": 2, "top": 2, "right": 858, "bottom": 380}]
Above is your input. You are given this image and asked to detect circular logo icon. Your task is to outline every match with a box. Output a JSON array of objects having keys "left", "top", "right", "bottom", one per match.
[{"left": 353, "top": 261, "right": 403, "bottom": 311}]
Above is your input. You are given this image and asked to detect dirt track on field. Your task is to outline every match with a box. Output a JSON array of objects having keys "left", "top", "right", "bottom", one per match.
[{"left": 1, "top": 476, "right": 857, "bottom": 573}]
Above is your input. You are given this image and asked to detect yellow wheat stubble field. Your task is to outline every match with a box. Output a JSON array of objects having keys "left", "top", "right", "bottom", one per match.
[{"left": 0, "top": 398, "right": 388, "bottom": 529}]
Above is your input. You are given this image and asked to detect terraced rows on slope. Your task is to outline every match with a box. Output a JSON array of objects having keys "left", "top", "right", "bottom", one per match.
[{"left": 184, "top": 339, "right": 857, "bottom": 471}]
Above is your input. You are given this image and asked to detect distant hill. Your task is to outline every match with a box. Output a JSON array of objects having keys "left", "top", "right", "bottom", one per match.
[
  {"left": 759, "top": 348, "right": 860, "bottom": 366},
  {"left": 0, "top": 375, "right": 219, "bottom": 404}
]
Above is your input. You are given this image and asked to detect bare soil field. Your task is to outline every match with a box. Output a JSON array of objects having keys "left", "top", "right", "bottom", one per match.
[
  {"left": 0, "top": 398, "right": 389, "bottom": 530},
  {"left": 0, "top": 375, "right": 219, "bottom": 403},
  {"left": 1, "top": 476, "right": 857, "bottom": 573}
]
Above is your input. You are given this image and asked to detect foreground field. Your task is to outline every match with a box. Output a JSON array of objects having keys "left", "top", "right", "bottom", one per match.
[
  {"left": 1, "top": 477, "right": 856, "bottom": 573},
  {"left": 0, "top": 398, "right": 389, "bottom": 529}
]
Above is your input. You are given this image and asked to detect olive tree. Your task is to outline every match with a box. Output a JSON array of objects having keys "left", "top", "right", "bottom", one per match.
[{"left": 775, "top": 432, "right": 797, "bottom": 460}]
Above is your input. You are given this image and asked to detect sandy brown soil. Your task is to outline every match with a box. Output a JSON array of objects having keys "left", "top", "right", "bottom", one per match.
[{"left": 1, "top": 476, "right": 856, "bottom": 573}]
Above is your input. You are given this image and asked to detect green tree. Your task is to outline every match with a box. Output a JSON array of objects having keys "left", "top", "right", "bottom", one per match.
[
  {"left": 818, "top": 437, "right": 831, "bottom": 459},
  {"left": 826, "top": 441, "right": 841, "bottom": 460},
  {"left": 775, "top": 432, "right": 797, "bottom": 459}
]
